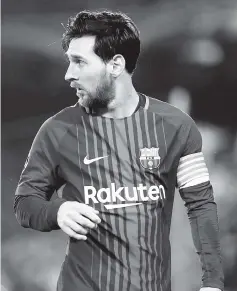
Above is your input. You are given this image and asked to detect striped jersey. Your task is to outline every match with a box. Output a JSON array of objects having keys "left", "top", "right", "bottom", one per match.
[{"left": 14, "top": 93, "right": 224, "bottom": 291}]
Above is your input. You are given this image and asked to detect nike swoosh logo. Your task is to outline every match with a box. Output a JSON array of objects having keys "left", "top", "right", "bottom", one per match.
[
  {"left": 104, "top": 203, "right": 142, "bottom": 210},
  {"left": 84, "top": 155, "right": 108, "bottom": 165}
]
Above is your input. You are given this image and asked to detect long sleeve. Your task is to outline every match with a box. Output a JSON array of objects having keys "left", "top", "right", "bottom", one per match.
[
  {"left": 177, "top": 118, "right": 224, "bottom": 290},
  {"left": 14, "top": 117, "right": 67, "bottom": 231}
]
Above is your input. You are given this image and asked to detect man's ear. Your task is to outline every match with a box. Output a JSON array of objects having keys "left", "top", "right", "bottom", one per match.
[{"left": 108, "top": 54, "right": 126, "bottom": 77}]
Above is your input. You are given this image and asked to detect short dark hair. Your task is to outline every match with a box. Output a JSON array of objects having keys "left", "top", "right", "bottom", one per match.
[{"left": 62, "top": 10, "right": 140, "bottom": 74}]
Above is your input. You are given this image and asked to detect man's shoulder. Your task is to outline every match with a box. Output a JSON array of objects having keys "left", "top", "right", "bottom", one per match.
[
  {"left": 37, "top": 103, "right": 80, "bottom": 138},
  {"left": 146, "top": 95, "right": 194, "bottom": 127},
  {"left": 51, "top": 102, "right": 80, "bottom": 123},
  {"left": 43, "top": 103, "right": 80, "bottom": 127}
]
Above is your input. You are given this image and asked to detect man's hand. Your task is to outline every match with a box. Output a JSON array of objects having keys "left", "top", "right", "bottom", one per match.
[
  {"left": 57, "top": 201, "right": 101, "bottom": 240},
  {"left": 200, "top": 288, "right": 222, "bottom": 291}
]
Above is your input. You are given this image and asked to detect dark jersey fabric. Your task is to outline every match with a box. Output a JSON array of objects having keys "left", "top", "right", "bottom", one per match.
[{"left": 14, "top": 94, "right": 224, "bottom": 291}]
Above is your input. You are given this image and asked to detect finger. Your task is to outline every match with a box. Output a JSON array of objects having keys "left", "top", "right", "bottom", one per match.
[
  {"left": 72, "top": 202, "right": 99, "bottom": 214},
  {"left": 82, "top": 212, "right": 101, "bottom": 224},
  {"left": 74, "top": 204, "right": 101, "bottom": 223},
  {"left": 71, "top": 212, "right": 99, "bottom": 229},
  {"left": 93, "top": 209, "right": 100, "bottom": 214},
  {"left": 62, "top": 226, "right": 87, "bottom": 240},
  {"left": 65, "top": 219, "right": 88, "bottom": 235}
]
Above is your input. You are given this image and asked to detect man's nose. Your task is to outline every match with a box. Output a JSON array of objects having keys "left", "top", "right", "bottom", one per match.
[{"left": 65, "top": 63, "right": 78, "bottom": 82}]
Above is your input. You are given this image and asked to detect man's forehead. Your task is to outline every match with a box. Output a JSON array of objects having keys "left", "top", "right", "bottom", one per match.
[{"left": 66, "top": 36, "right": 96, "bottom": 57}]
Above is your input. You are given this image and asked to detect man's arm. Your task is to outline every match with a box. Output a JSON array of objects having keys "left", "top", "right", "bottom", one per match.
[
  {"left": 14, "top": 118, "right": 67, "bottom": 232},
  {"left": 177, "top": 118, "right": 224, "bottom": 290}
]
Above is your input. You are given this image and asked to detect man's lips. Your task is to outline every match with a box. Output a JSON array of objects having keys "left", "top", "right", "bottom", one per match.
[{"left": 70, "top": 83, "right": 84, "bottom": 90}]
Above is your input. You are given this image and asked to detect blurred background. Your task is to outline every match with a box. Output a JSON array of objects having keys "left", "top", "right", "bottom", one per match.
[{"left": 2, "top": 0, "right": 237, "bottom": 290}]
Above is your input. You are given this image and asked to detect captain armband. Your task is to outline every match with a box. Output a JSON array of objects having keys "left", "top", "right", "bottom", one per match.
[{"left": 177, "top": 152, "right": 209, "bottom": 189}]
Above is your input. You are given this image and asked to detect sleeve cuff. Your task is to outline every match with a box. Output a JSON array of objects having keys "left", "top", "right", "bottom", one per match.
[{"left": 46, "top": 198, "right": 67, "bottom": 230}]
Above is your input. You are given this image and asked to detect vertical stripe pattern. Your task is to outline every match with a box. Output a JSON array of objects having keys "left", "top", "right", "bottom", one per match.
[
  {"left": 64, "top": 98, "right": 173, "bottom": 291},
  {"left": 144, "top": 110, "right": 160, "bottom": 291},
  {"left": 101, "top": 118, "right": 125, "bottom": 291},
  {"left": 88, "top": 116, "right": 112, "bottom": 291},
  {"left": 110, "top": 119, "right": 129, "bottom": 291},
  {"left": 151, "top": 113, "right": 161, "bottom": 291},
  {"left": 81, "top": 117, "right": 99, "bottom": 288},
  {"left": 136, "top": 111, "right": 153, "bottom": 291},
  {"left": 131, "top": 113, "right": 144, "bottom": 290}
]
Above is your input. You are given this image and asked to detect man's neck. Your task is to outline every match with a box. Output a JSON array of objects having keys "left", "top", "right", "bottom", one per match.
[{"left": 99, "top": 80, "right": 140, "bottom": 119}]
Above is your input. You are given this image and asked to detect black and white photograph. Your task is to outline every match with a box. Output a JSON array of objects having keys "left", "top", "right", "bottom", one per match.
[{"left": 2, "top": 1, "right": 237, "bottom": 291}]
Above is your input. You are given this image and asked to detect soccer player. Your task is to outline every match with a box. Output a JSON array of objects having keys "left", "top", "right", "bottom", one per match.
[{"left": 14, "top": 10, "right": 224, "bottom": 291}]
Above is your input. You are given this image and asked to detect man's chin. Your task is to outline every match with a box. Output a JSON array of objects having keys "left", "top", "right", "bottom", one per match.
[
  {"left": 77, "top": 92, "right": 89, "bottom": 106},
  {"left": 76, "top": 90, "right": 86, "bottom": 98},
  {"left": 78, "top": 97, "right": 89, "bottom": 108},
  {"left": 77, "top": 93, "right": 111, "bottom": 111}
]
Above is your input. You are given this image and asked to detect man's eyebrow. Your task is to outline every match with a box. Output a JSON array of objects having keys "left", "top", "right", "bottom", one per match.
[{"left": 65, "top": 53, "right": 86, "bottom": 60}]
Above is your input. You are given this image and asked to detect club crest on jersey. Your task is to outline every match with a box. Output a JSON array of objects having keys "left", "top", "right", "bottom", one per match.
[{"left": 140, "top": 147, "right": 160, "bottom": 170}]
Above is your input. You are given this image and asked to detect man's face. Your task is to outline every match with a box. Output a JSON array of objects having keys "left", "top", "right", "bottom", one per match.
[{"left": 65, "top": 36, "right": 115, "bottom": 109}]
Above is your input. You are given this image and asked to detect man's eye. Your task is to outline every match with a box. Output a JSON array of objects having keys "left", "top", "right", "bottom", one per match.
[{"left": 76, "top": 59, "right": 85, "bottom": 65}]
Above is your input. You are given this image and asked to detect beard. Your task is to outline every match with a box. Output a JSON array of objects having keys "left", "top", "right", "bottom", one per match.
[{"left": 78, "top": 71, "right": 115, "bottom": 111}]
